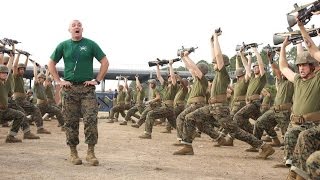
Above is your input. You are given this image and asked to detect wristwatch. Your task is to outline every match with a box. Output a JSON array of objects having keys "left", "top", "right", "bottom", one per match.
[{"left": 94, "top": 79, "right": 101, "bottom": 85}]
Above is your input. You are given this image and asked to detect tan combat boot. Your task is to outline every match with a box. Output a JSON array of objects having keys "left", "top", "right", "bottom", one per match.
[
  {"left": 23, "top": 131, "right": 40, "bottom": 139},
  {"left": 86, "top": 145, "right": 99, "bottom": 166},
  {"left": 173, "top": 145, "right": 194, "bottom": 155},
  {"left": 214, "top": 136, "right": 234, "bottom": 147},
  {"left": 69, "top": 146, "right": 82, "bottom": 165},
  {"left": 119, "top": 121, "right": 127, "bottom": 125},
  {"left": 245, "top": 146, "right": 259, "bottom": 152},
  {"left": 270, "top": 137, "right": 281, "bottom": 147},
  {"left": 131, "top": 124, "right": 140, "bottom": 128},
  {"left": 261, "top": 135, "right": 272, "bottom": 142},
  {"left": 172, "top": 140, "right": 184, "bottom": 146},
  {"left": 138, "top": 133, "right": 151, "bottom": 139},
  {"left": 286, "top": 170, "right": 296, "bottom": 180},
  {"left": 37, "top": 128, "right": 51, "bottom": 134},
  {"left": 160, "top": 128, "right": 171, "bottom": 133},
  {"left": 5, "top": 135, "right": 22, "bottom": 143},
  {"left": 259, "top": 143, "right": 275, "bottom": 159}
]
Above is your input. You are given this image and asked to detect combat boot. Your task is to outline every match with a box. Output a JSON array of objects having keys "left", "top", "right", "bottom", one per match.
[
  {"left": 261, "top": 135, "right": 272, "bottom": 142},
  {"left": 86, "top": 145, "right": 99, "bottom": 166},
  {"left": 23, "top": 131, "right": 40, "bottom": 139},
  {"left": 131, "top": 124, "right": 140, "bottom": 128},
  {"left": 245, "top": 146, "right": 259, "bottom": 152},
  {"left": 69, "top": 146, "right": 82, "bottom": 165},
  {"left": 119, "top": 121, "right": 127, "bottom": 125},
  {"left": 286, "top": 170, "right": 296, "bottom": 180},
  {"left": 173, "top": 145, "right": 194, "bottom": 155},
  {"left": 106, "top": 119, "right": 114, "bottom": 123},
  {"left": 138, "top": 133, "right": 151, "bottom": 139},
  {"left": 214, "top": 136, "right": 234, "bottom": 147},
  {"left": 5, "top": 135, "right": 22, "bottom": 143},
  {"left": 37, "top": 128, "right": 51, "bottom": 134},
  {"left": 270, "top": 137, "right": 281, "bottom": 147},
  {"left": 172, "top": 140, "right": 184, "bottom": 146},
  {"left": 295, "top": 175, "right": 306, "bottom": 180},
  {"left": 259, "top": 143, "right": 275, "bottom": 159}
]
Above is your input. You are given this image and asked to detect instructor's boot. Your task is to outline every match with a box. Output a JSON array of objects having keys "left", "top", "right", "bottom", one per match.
[
  {"left": 5, "top": 135, "right": 22, "bottom": 143},
  {"left": 69, "top": 146, "right": 82, "bottom": 165},
  {"left": 173, "top": 145, "right": 194, "bottom": 155},
  {"left": 86, "top": 145, "right": 99, "bottom": 166},
  {"left": 270, "top": 137, "right": 281, "bottom": 147},
  {"left": 259, "top": 143, "right": 275, "bottom": 159},
  {"left": 23, "top": 131, "right": 40, "bottom": 139}
]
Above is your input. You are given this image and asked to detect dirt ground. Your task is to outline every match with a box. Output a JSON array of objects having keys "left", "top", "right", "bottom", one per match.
[{"left": 0, "top": 112, "right": 289, "bottom": 180}]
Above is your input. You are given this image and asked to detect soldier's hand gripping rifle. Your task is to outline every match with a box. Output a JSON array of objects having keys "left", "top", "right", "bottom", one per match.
[
  {"left": 148, "top": 57, "right": 181, "bottom": 67},
  {"left": 287, "top": 0, "right": 320, "bottom": 28},
  {"left": 177, "top": 46, "right": 198, "bottom": 57},
  {"left": 262, "top": 44, "right": 281, "bottom": 63},
  {"left": 16, "top": 49, "right": 31, "bottom": 56},
  {"left": 235, "top": 42, "right": 262, "bottom": 52},
  {"left": 0, "top": 46, "right": 15, "bottom": 55},
  {"left": 0, "top": 38, "right": 20, "bottom": 46},
  {"left": 273, "top": 26, "right": 320, "bottom": 45}
]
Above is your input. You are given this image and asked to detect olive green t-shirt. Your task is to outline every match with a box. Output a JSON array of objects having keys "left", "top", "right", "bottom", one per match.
[
  {"left": 261, "top": 95, "right": 271, "bottom": 105},
  {"left": 274, "top": 78, "right": 294, "bottom": 106},
  {"left": 5, "top": 73, "right": 14, "bottom": 96},
  {"left": 292, "top": 73, "right": 320, "bottom": 115},
  {"left": 210, "top": 67, "right": 230, "bottom": 97},
  {"left": 34, "top": 82, "right": 47, "bottom": 100},
  {"left": 13, "top": 74, "right": 25, "bottom": 93},
  {"left": 125, "top": 90, "right": 132, "bottom": 104},
  {"left": 45, "top": 84, "right": 55, "bottom": 100},
  {"left": 233, "top": 78, "right": 249, "bottom": 98},
  {"left": 162, "top": 81, "right": 178, "bottom": 101},
  {"left": 188, "top": 76, "right": 208, "bottom": 100},
  {"left": 174, "top": 86, "right": 188, "bottom": 103},
  {"left": 0, "top": 81, "right": 8, "bottom": 106},
  {"left": 50, "top": 38, "right": 106, "bottom": 82},
  {"left": 117, "top": 90, "right": 126, "bottom": 104},
  {"left": 246, "top": 73, "right": 267, "bottom": 97},
  {"left": 136, "top": 88, "right": 145, "bottom": 104}
]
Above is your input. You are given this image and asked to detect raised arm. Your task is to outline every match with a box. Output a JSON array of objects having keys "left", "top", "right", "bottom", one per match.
[
  {"left": 252, "top": 47, "right": 265, "bottom": 76},
  {"left": 240, "top": 51, "right": 251, "bottom": 81},
  {"left": 279, "top": 37, "right": 295, "bottom": 82},
  {"left": 213, "top": 31, "right": 224, "bottom": 70},
  {"left": 32, "top": 61, "right": 39, "bottom": 83},
  {"left": 124, "top": 76, "right": 129, "bottom": 91},
  {"left": 135, "top": 75, "right": 142, "bottom": 91},
  {"left": 182, "top": 52, "right": 204, "bottom": 79},
  {"left": 13, "top": 52, "right": 21, "bottom": 75},
  {"left": 168, "top": 60, "right": 176, "bottom": 85},
  {"left": 267, "top": 51, "right": 281, "bottom": 79},
  {"left": 156, "top": 63, "right": 164, "bottom": 85}
]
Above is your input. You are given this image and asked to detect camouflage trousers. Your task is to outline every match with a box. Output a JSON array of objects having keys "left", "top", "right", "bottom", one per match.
[
  {"left": 165, "top": 104, "right": 185, "bottom": 131},
  {"left": 230, "top": 101, "right": 246, "bottom": 117},
  {"left": 134, "top": 104, "right": 159, "bottom": 127},
  {"left": 0, "top": 107, "right": 24, "bottom": 135},
  {"left": 7, "top": 98, "right": 30, "bottom": 132},
  {"left": 109, "top": 104, "right": 127, "bottom": 119},
  {"left": 14, "top": 97, "right": 44, "bottom": 129},
  {"left": 292, "top": 126, "right": 320, "bottom": 173},
  {"left": 306, "top": 151, "right": 320, "bottom": 180},
  {"left": 254, "top": 109, "right": 290, "bottom": 139},
  {"left": 260, "top": 104, "right": 270, "bottom": 114},
  {"left": 284, "top": 122, "right": 316, "bottom": 165},
  {"left": 176, "top": 103, "right": 205, "bottom": 140},
  {"left": 63, "top": 85, "right": 98, "bottom": 146},
  {"left": 144, "top": 104, "right": 176, "bottom": 135},
  {"left": 233, "top": 101, "right": 261, "bottom": 134},
  {"left": 124, "top": 104, "right": 145, "bottom": 121},
  {"left": 37, "top": 103, "right": 64, "bottom": 126}
]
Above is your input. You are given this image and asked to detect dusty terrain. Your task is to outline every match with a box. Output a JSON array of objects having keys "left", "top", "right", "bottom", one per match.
[{"left": 0, "top": 112, "right": 289, "bottom": 180}]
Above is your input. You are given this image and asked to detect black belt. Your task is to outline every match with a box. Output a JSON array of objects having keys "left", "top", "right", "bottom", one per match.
[{"left": 70, "top": 81, "right": 85, "bottom": 85}]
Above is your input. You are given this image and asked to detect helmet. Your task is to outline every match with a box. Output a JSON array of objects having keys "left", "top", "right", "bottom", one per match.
[
  {"left": 0, "top": 65, "right": 9, "bottom": 73},
  {"left": 37, "top": 73, "right": 46, "bottom": 79},
  {"left": 235, "top": 67, "right": 245, "bottom": 77},
  {"left": 47, "top": 77, "right": 52, "bottom": 81},
  {"left": 295, "top": 51, "right": 317, "bottom": 66},
  {"left": 17, "top": 63, "right": 26, "bottom": 69},
  {"left": 252, "top": 62, "right": 259, "bottom": 67},
  {"left": 212, "top": 54, "right": 230, "bottom": 66},
  {"left": 148, "top": 79, "right": 157, "bottom": 84},
  {"left": 196, "top": 63, "right": 209, "bottom": 75}
]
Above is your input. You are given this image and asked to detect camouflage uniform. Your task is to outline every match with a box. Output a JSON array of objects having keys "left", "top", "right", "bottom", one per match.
[
  {"left": 34, "top": 80, "right": 64, "bottom": 127},
  {"left": 260, "top": 93, "right": 271, "bottom": 114},
  {"left": 254, "top": 78, "right": 293, "bottom": 140},
  {"left": 233, "top": 73, "right": 267, "bottom": 133},
  {"left": 109, "top": 89, "right": 126, "bottom": 120},
  {"left": 176, "top": 76, "right": 208, "bottom": 141},
  {"left": 143, "top": 81, "right": 178, "bottom": 136},
  {"left": 124, "top": 88, "right": 145, "bottom": 122},
  {"left": 291, "top": 126, "right": 320, "bottom": 179},
  {"left": 306, "top": 151, "right": 320, "bottom": 179}
]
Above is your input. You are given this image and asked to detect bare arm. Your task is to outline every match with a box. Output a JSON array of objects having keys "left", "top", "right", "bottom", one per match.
[
  {"left": 96, "top": 57, "right": 109, "bottom": 82},
  {"left": 252, "top": 47, "right": 265, "bottom": 76},
  {"left": 135, "top": 75, "right": 142, "bottom": 91},
  {"left": 156, "top": 64, "right": 164, "bottom": 85},
  {"left": 169, "top": 60, "right": 176, "bottom": 85},
  {"left": 267, "top": 52, "right": 281, "bottom": 79},
  {"left": 296, "top": 43, "right": 304, "bottom": 56},
  {"left": 33, "top": 62, "right": 39, "bottom": 83},
  {"left": 124, "top": 77, "right": 129, "bottom": 91},
  {"left": 297, "top": 21, "right": 320, "bottom": 61},
  {"left": 279, "top": 37, "right": 295, "bottom": 82},
  {"left": 183, "top": 52, "right": 204, "bottom": 79},
  {"left": 236, "top": 55, "right": 241, "bottom": 69},
  {"left": 13, "top": 52, "right": 21, "bottom": 75},
  {"left": 213, "top": 32, "right": 224, "bottom": 70},
  {"left": 48, "top": 60, "right": 61, "bottom": 83},
  {"left": 240, "top": 51, "right": 251, "bottom": 81}
]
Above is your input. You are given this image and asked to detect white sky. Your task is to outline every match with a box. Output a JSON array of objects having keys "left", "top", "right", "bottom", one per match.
[{"left": 2, "top": 0, "right": 320, "bottom": 89}]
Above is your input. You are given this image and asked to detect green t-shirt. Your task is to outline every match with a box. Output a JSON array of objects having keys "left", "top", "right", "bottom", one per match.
[
  {"left": 34, "top": 82, "right": 47, "bottom": 100},
  {"left": 117, "top": 90, "right": 126, "bottom": 104},
  {"left": 174, "top": 86, "right": 188, "bottom": 103},
  {"left": 274, "top": 78, "right": 294, "bottom": 106},
  {"left": 188, "top": 76, "right": 208, "bottom": 100},
  {"left": 13, "top": 74, "right": 25, "bottom": 93},
  {"left": 233, "top": 78, "right": 249, "bottom": 98},
  {"left": 246, "top": 73, "right": 267, "bottom": 97},
  {"left": 162, "top": 81, "right": 178, "bottom": 101},
  {"left": 292, "top": 73, "right": 320, "bottom": 115},
  {"left": 210, "top": 67, "right": 230, "bottom": 97},
  {"left": 125, "top": 90, "right": 132, "bottom": 104},
  {"left": 45, "top": 84, "right": 55, "bottom": 100},
  {"left": 50, "top": 38, "right": 106, "bottom": 82},
  {"left": 261, "top": 95, "right": 271, "bottom": 105},
  {"left": 0, "top": 81, "right": 9, "bottom": 106},
  {"left": 136, "top": 88, "right": 145, "bottom": 104},
  {"left": 5, "top": 73, "right": 14, "bottom": 96}
]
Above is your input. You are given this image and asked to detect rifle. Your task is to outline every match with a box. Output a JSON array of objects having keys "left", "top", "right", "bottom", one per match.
[
  {"left": 273, "top": 26, "right": 319, "bottom": 45},
  {"left": 235, "top": 42, "right": 262, "bottom": 52},
  {"left": 287, "top": 0, "right": 320, "bottom": 28},
  {"left": 0, "top": 38, "right": 20, "bottom": 46},
  {"left": 16, "top": 49, "right": 31, "bottom": 56},
  {"left": 177, "top": 46, "right": 198, "bottom": 57},
  {"left": 210, "top": 27, "right": 222, "bottom": 41},
  {"left": 0, "top": 47, "right": 15, "bottom": 54},
  {"left": 148, "top": 57, "right": 181, "bottom": 67},
  {"left": 262, "top": 44, "right": 281, "bottom": 53},
  {"left": 29, "top": 59, "right": 40, "bottom": 67}
]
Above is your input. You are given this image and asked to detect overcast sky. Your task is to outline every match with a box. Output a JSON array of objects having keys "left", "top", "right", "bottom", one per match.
[{"left": 2, "top": 0, "right": 320, "bottom": 89}]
